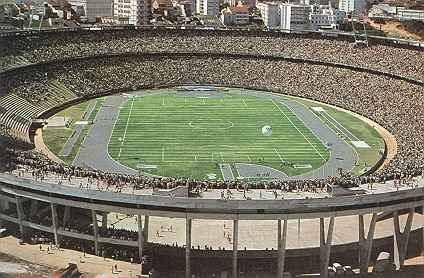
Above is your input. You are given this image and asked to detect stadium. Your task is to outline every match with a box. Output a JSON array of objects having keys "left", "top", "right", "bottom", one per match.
[{"left": 0, "top": 27, "right": 424, "bottom": 278}]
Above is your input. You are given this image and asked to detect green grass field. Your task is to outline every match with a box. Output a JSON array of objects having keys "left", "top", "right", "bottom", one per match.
[
  {"left": 289, "top": 96, "right": 385, "bottom": 175},
  {"left": 43, "top": 99, "right": 104, "bottom": 164},
  {"left": 108, "top": 89, "right": 331, "bottom": 180}
]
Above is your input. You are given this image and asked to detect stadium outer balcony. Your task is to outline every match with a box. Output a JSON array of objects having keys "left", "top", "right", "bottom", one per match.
[
  {"left": 0, "top": 28, "right": 424, "bottom": 277},
  {"left": 1, "top": 172, "right": 424, "bottom": 278}
]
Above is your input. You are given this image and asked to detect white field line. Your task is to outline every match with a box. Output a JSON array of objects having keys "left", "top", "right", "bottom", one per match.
[
  {"left": 114, "top": 148, "right": 328, "bottom": 153},
  {"left": 128, "top": 153, "right": 325, "bottom": 158},
  {"left": 287, "top": 96, "right": 357, "bottom": 173},
  {"left": 322, "top": 111, "right": 360, "bottom": 141},
  {"left": 274, "top": 148, "right": 285, "bottom": 163},
  {"left": 162, "top": 146, "right": 165, "bottom": 161},
  {"left": 242, "top": 98, "right": 248, "bottom": 107},
  {"left": 219, "top": 164, "right": 226, "bottom": 180},
  {"left": 318, "top": 111, "right": 349, "bottom": 139},
  {"left": 115, "top": 159, "right": 323, "bottom": 163},
  {"left": 228, "top": 165, "right": 235, "bottom": 181},
  {"left": 220, "top": 163, "right": 235, "bottom": 181},
  {"left": 234, "top": 165, "right": 241, "bottom": 179},
  {"left": 271, "top": 99, "right": 326, "bottom": 161},
  {"left": 124, "top": 154, "right": 325, "bottom": 158},
  {"left": 118, "top": 98, "right": 135, "bottom": 158},
  {"left": 112, "top": 146, "right": 329, "bottom": 151}
]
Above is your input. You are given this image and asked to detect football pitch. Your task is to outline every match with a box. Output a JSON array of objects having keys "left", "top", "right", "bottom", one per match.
[{"left": 108, "top": 88, "right": 330, "bottom": 180}]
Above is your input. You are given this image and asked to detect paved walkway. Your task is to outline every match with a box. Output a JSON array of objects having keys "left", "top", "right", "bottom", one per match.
[
  {"left": 109, "top": 211, "right": 424, "bottom": 250},
  {"left": 219, "top": 163, "right": 234, "bottom": 182},
  {"left": 0, "top": 236, "right": 142, "bottom": 277},
  {"left": 59, "top": 100, "right": 97, "bottom": 157},
  {"left": 73, "top": 96, "right": 137, "bottom": 175},
  {"left": 8, "top": 169, "right": 424, "bottom": 200}
]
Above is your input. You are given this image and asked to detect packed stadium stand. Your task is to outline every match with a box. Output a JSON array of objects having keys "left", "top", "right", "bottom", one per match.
[{"left": 0, "top": 27, "right": 424, "bottom": 278}]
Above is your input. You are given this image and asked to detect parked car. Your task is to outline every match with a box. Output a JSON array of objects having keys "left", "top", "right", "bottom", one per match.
[
  {"left": 343, "top": 265, "right": 355, "bottom": 276},
  {"left": 373, "top": 252, "right": 396, "bottom": 273},
  {"left": 332, "top": 262, "right": 344, "bottom": 276},
  {"left": 0, "top": 228, "right": 8, "bottom": 237},
  {"left": 328, "top": 266, "right": 336, "bottom": 277}
]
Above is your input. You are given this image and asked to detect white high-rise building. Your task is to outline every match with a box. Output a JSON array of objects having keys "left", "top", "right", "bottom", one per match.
[
  {"left": 280, "top": 3, "right": 311, "bottom": 31},
  {"left": 258, "top": 2, "right": 311, "bottom": 30},
  {"left": 309, "top": 4, "right": 345, "bottom": 30},
  {"left": 397, "top": 8, "right": 424, "bottom": 21},
  {"left": 114, "top": 0, "right": 150, "bottom": 25},
  {"left": 257, "top": 2, "right": 280, "bottom": 28},
  {"left": 196, "top": 0, "right": 219, "bottom": 16},
  {"left": 338, "top": 0, "right": 365, "bottom": 15}
]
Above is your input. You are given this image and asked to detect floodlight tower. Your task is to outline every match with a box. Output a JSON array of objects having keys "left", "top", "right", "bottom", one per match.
[{"left": 351, "top": 12, "right": 369, "bottom": 47}]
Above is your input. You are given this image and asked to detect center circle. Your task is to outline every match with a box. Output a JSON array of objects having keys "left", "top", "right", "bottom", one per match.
[{"left": 189, "top": 119, "right": 234, "bottom": 130}]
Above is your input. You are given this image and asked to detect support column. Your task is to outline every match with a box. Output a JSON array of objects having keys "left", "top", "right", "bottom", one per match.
[
  {"left": 320, "top": 217, "right": 335, "bottom": 278},
  {"left": 30, "top": 200, "right": 38, "bottom": 218},
  {"left": 50, "top": 203, "right": 60, "bottom": 247},
  {"left": 91, "top": 209, "right": 100, "bottom": 256},
  {"left": 138, "top": 214, "right": 144, "bottom": 262},
  {"left": 102, "top": 212, "right": 108, "bottom": 230},
  {"left": 358, "top": 213, "right": 377, "bottom": 274},
  {"left": 185, "top": 218, "right": 192, "bottom": 278},
  {"left": 63, "top": 206, "right": 71, "bottom": 227},
  {"left": 422, "top": 205, "right": 424, "bottom": 256},
  {"left": 144, "top": 215, "right": 149, "bottom": 244},
  {"left": 0, "top": 199, "right": 9, "bottom": 227},
  {"left": 138, "top": 214, "right": 144, "bottom": 275},
  {"left": 233, "top": 219, "right": 239, "bottom": 278},
  {"left": 393, "top": 208, "right": 414, "bottom": 269},
  {"left": 277, "top": 219, "right": 288, "bottom": 278},
  {"left": 15, "top": 196, "right": 25, "bottom": 238}
]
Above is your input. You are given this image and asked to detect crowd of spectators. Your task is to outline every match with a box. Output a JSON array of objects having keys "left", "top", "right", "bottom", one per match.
[
  {"left": 0, "top": 30, "right": 423, "bottom": 197},
  {"left": 4, "top": 146, "right": 337, "bottom": 194},
  {"left": 1, "top": 28, "right": 423, "bottom": 273},
  {"left": 3, "top": 51, "right": 424, "bottom": 189},
  {"left": 1, "top": 28, "right": 424, "bottom": 82}
]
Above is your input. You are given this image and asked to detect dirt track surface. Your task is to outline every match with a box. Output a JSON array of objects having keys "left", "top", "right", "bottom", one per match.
[
  {"left": 0, "top": 236, "right": 141, "bottom": 278},
  {"left": 0, "top": 252, "right": 53, "bottom": 278},
  {"left": 369, "top": 20, "right": 423, "bottom": 41}
]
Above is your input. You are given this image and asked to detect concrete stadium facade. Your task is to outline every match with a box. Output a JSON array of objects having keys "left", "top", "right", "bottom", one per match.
[{"left": 0, "top": 28, "right": 424, "bottom": 278}]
